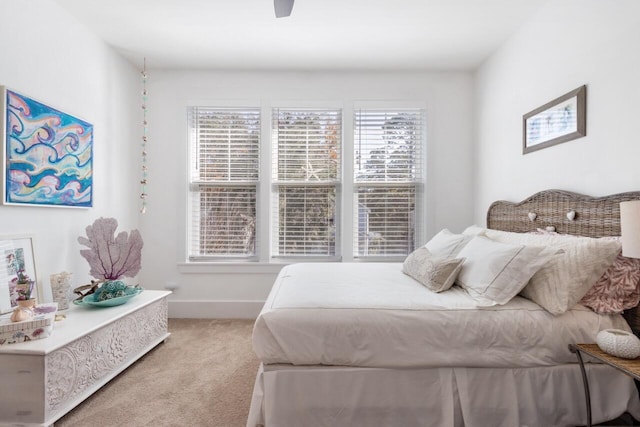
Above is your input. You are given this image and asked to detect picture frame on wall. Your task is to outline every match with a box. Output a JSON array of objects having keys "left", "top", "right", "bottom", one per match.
[
  {"left": 0, "top": 86, "right": 94, "bottom": 207},
  {"left": 523, "top": 85, "right": 586, "bottom": 154},
  {"left": 0, "top": 235, "right": 40, "bottom": 314}
]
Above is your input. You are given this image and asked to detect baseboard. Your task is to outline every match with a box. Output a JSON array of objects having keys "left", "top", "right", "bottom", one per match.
[{"left": 168, "top": 299, "right": 265, "bottom": 319}]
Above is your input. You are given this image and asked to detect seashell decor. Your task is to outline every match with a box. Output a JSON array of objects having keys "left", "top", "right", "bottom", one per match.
[{"left": 596, "top": 329, "right": 640, "bottom": 359}]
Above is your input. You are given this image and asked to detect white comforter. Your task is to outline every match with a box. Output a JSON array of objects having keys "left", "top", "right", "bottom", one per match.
[{"left": 253, "top": 262, "right": 630, "bottom": 368}]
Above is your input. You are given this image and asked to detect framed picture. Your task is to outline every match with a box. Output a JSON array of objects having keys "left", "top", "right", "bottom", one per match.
[
  {"left": 1, "top": 86, "right": 93, "bottom": 207},
  {"left": 523, "top": 85, "right": 586, "bottom": 154},
  {"left": 0, "top": 235, "right": 40, "bottom": 314}
]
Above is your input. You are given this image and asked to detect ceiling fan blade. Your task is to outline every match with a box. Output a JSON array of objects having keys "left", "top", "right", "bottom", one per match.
[{"left": 274, "top": 0, "right": 295, "bottom": 18}]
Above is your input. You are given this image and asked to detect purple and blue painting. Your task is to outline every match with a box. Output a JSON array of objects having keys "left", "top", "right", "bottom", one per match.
[{"left": 3, "top": 89, "right": 93, "bottom": 207}]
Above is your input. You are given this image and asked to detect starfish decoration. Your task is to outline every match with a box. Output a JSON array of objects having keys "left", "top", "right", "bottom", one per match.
[{"left": 301, "top": 161, "right": 325, "bottom": 181}]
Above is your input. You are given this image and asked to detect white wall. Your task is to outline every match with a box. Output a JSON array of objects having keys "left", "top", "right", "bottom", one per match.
[
  {"left": 474, "top": 0, "right": 640, "bottom": 224},
  {"left": 0, "top": 1, "right": 141, "bottom": 301},
  {"left": 142, "top": 70, "right": 474, "bottom": 317},
  {"left": 10, "top": 0, "right": 636, "bottom": 320}
]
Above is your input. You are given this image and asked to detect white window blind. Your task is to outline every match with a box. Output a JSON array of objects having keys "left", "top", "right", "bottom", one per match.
[
  {"left": 272, "top": 108, "right": 341, "bottom": 258},
  {"left": 188, "top": 107, "right": 260, "bottom": 259},
  {"left": 353, "top": 109, "right": 423, "bottom": 258}
]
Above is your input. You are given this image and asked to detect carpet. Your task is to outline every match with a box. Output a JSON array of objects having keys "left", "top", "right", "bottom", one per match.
[{"left": 55, "top": 319, "right": 259, "bottom": 427}]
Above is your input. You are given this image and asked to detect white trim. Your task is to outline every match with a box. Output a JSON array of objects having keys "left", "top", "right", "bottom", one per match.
[
  {"left": 341, "top": 102, "right": 355, "bottom": 262},
  {"left": 168, "top": 299, "right": 265, "bottom": 319},
  {"left": 258, "top": 101, "right": 273, "bottom": 263},
  {"left": 352, "top": 100, "right": 428, "bottom": 110},
  {"left": 185, "top": 98, "right": 261, "bottom": 108},
  {"left": 270, "top": 100, "right": 344, "bottom": 109},
  {"left": 177, "top": 262, "right": 287, "bottom": 274}
]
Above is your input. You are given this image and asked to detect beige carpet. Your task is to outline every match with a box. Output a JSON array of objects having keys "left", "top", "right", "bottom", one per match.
[{"left": 55, "top": 319, "right": 259, "bottom": 427}]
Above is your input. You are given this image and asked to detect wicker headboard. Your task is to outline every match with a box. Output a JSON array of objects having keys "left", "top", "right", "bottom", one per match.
[
  {"left": 487, "top": 189, "right": 640, "bottom": 238},
  {"left": 487, "top": 189, "right": 640, "bottom": 332}
]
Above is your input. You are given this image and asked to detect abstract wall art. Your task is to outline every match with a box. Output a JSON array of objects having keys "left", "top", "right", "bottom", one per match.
[{"left": 1, "top": 87, "right": 93, "bottom": 207}]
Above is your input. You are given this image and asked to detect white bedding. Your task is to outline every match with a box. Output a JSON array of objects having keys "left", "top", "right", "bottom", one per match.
[
  {"left": 253, "top": 262, "right": 631, "bottom": 368},
  {"left": 247, "top": 363, "right": 640, "bottom": 427}
]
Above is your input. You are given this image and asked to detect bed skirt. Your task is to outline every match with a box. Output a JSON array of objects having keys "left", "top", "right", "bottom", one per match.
[{"left": 246, "top": 363, "right": 640, "bottom": 427}]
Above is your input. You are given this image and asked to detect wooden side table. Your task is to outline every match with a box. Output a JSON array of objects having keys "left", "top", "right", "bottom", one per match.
[{"left": 569, "top": 343, "right": 640, "bottom": 427}]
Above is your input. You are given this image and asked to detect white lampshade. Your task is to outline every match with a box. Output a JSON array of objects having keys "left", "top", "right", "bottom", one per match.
[{"left": 621, "top": 200, "right": 640, "bottom": 259}]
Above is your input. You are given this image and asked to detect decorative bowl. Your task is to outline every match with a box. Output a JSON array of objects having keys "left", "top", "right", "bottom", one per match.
[{"left": 74, "top": 286, "right": 143, "bottom": 307}]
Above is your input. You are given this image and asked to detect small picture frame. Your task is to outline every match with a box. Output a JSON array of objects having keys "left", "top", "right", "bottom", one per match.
[
  {"left": 0, "top": 235, "right": 40, "bottom": 314},
  {"left": 523, "top": 85, "right": 586, "bottom": 154}
]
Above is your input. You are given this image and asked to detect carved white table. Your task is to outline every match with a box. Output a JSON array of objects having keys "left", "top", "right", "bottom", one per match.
[{"left": 0, "top": 290, "right": 170, "bottom": 427}]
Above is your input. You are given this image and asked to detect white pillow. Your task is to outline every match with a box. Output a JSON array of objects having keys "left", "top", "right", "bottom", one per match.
[
  {"left": 462, "top": 225, "right": 486, "bottom": 236},
  {"left": 424, "top": 229, "right": 472, "bottom": 258},
  {"left": 402, "top": 247, "right": 465, "bottom": 293},
  {"left": 463, "top": 227, "right": 621, "bottom": 315},
  {"left": 455, "top": 236, "right": 558, "bottom": 306}
]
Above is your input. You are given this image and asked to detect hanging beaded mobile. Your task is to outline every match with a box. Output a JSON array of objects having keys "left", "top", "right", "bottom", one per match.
[{"left": 140, "top": 58, "right": 148, "bottom": 213}]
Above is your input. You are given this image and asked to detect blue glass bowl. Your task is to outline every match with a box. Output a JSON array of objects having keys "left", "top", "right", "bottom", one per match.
[{"left": 74, "top": 286, "right": 143, "bottom": 307}]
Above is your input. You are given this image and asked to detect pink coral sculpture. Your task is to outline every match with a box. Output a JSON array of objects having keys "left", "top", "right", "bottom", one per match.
[{"left": 78, "top": 217, "right": 144, "bottom": 280}]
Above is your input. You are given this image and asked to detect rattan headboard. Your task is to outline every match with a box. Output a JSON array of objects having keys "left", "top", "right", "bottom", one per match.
[
  {"left": 487, "top": 189, "right": 640, "bottom": 238},
  {"left": 487, "top": 189, "right": 640, "bottom": 331}
]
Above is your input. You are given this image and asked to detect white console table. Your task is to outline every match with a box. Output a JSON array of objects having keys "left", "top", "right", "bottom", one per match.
[{"left": 0, "top": 290, "right": 170, "bottom": 427}]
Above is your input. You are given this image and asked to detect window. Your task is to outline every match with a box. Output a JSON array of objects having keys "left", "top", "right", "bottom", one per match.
[
  {"left": 353, "top": 109, "right": 424, "bottom": 258},
  {"left": 271, "top": 108, "right": 341, "bottom": 258},
  {"left": 188, "top": 107, "right": 260, "bottom": 260},
  {"left": 186, "top": 104, "right": 424, "bottom": 263}
]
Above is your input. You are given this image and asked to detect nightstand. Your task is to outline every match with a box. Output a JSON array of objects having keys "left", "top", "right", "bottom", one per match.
[{"left": 569, "top": 343, "right": 640, "bottom": 427}]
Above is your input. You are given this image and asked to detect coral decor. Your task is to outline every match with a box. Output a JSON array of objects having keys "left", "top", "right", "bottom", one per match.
[{"left": 78, "top": 217, "right": 143, "bottom": 281}]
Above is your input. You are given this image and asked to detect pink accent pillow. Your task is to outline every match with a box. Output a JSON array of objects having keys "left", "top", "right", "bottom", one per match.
[{"left": 580, "top": 252, "right": 640, "bottom": 314}]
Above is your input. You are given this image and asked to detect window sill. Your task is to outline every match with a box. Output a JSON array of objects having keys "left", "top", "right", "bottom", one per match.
[
  {"left": 177, "top": 257, "right": 404, "bottom": 274},
  {"left": 177, "top": 262, "right": 289, "bottom": 275}
]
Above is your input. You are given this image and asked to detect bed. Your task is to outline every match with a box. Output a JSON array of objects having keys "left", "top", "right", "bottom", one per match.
[{"left": 247, "top": 190, "right": 640, "bottom": 427}]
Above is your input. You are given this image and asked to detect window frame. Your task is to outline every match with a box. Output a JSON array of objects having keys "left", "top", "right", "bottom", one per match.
[
  {"left": 271, "top": 107, "right": 343, "bottom": 261},
  {"left": 183, "top": 100, "right": 426, "bottom": 267},
  {"left": 186, "top": 106, "right": 261, "bottom": 262},
  {"left": 352, "top": 106, "right": 426, "bottom": 261}
]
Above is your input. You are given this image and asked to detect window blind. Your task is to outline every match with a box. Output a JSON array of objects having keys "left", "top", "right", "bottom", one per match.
[
  {"left": 276, "top": 185, "right": 336, "bottom": 256},
  {"left": 272, "top": 108, "right": 341, "bottom": 258},
  {"left": 188, "top": 107, "right": 260, "bottom": 259},
  {"left": 192, "top": 186, "right": 256, "bottom": 256},
  {"left": 353, "top": 109, "right": 423, "bottom": 258},
  {"left": 355, "top": 186, "right": 415, "bottom": 256},
  {"left": 354, "top": 109, "right": 423, "bottom": 182}
]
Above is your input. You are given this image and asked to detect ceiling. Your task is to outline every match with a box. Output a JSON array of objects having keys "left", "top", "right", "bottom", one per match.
[{"left": 53, "top": 0, "right": 548, "bottom": 71}]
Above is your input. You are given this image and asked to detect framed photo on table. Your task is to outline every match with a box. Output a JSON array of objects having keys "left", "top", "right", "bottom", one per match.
[
  {"left": 0, "top": 235, "right": 40, "bottom": 314},
  {"left": 523, "top": 85, "right": 586, "bottom": 154}
]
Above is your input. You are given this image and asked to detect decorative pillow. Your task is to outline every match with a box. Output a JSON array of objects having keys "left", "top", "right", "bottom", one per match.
[
  {"left": 402, "top": 247, "right": 465, "bottom": 292},
  {"left": 425, "top": 229, "right": 472, "bottom": 258},
  {"left": 580, "top": 253, "right": 640, "bottom": 314},
  {"left": 529, "top": 229, "right": 640, "bottom": 314},
  {"left": 455, "top": 236, "right": 558, "bottom": 306},
  {"left": 462, "top": 227, "right": 621, "bottom": 315}
]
